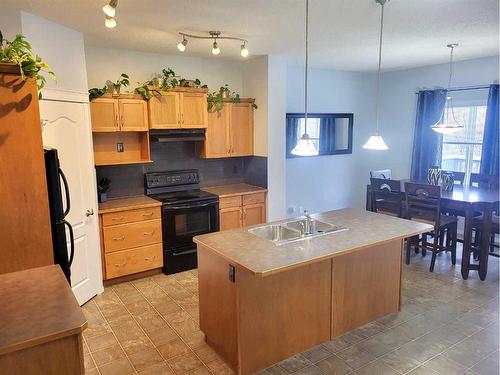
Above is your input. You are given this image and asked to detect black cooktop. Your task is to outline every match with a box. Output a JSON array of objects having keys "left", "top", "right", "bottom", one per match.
[{"left": 148, "top": 189, "right": 218, "bottom": 205}]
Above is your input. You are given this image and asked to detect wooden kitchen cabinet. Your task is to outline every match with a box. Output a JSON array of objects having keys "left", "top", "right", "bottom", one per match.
[
  {"left": 203, "top": 185, "right": 267, "bottom": 231},
  {"left": 91, "top": 95, "right": 148, "bottom": 132},
  {"left": 148, "top": 88, "right": 208, "bottom": 129},
  {"left": 98, "top": 196, "right": 163, "bottom": 281},
  {"left": 198, "top": 99, "right": 255, "bottom": 158},
  {"left": 91, "top": 94, "right": 151, "bottom": 166}
]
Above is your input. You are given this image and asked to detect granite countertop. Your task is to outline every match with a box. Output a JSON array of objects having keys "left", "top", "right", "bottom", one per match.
[
  {"left": 194, "top": 208, "right": 432, "bottom": 277},
  {"left": 98, "top": 195, "right": 162, "bottom": 214},
  {"left": 202, "top": 183, "right": 267, "bottom": 198},
  {"left": 0, "top": 266, "right": 87, "bottom": 355}
]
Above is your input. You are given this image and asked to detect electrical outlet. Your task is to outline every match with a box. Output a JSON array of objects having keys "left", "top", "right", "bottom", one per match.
[{"left": 116, "top": 142, "right": 124, "bottom": 152}]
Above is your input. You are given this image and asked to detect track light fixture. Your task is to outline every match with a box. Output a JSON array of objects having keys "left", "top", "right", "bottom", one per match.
[
  {"left": 176, "top": 31, "right": 249, "bottom": 57},
  {"left": 102, "top": 0, "right": 118, "bottom": 17},
  {"left": 105, "top": 15, "right": 117, "bottom": 28},
  {"left": 177, "top": 37, "right": 188, "bottom": 52}
]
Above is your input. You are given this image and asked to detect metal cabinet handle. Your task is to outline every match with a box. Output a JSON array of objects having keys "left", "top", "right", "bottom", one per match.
[
  {"left": 115, "top": 115, "right": 119, "bottom": 128},
  {"left": 86, "top": 209, "right": 95, "bottom": 217},
  {"left": 144, "top": 255, "right": 156, "bottom": 262},
  {"left": 112, "top": 217, "right": 125, "bottom": 221},
  {"left": 142, "top": 212, "right": 154, "bottom": 217},
  {"left": 143, "top": 231, "right": 155, "bottom": 236},
  {"left": 113, "top": 236, "right": 125, "bottom": 241},
  {"left": 181, "top": 113, "right": 184, "bottom": 124},
  {"left": 114, "top": 261, "right": 127, "bottom": 267}
]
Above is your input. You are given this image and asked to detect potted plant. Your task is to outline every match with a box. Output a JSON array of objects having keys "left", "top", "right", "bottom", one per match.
[
  {"left": 106, "top": 73, "right": 129, "bottom": 96},
  {"left": 97, "top": 177, "right": 111, "bottom": 203},
  {"left": 0, "top": 31, "right": 56, "bottom": 98}
]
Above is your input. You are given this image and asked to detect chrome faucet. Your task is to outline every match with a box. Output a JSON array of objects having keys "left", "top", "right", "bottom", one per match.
[{"left": 299, "top": 210, "right": 314, "bottom": 236}]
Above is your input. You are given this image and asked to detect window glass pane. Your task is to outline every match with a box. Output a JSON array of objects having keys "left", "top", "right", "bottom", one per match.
[
  {"left": 471, "top": 144, "right": 482, "bottom": 173},
  {"left": 442, "top": 143, "right": 467, "bottom": 172},
  {"left": 298, "top": 118, "right": 320, "bottom": 149}
]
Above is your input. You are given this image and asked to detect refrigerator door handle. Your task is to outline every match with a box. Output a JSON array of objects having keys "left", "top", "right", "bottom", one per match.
[
  {"left": 63, "top": 219, "right": 75, "bottom": 267},
  {"left": 59, "top": 167, "right": 71, "bottom": 218}
]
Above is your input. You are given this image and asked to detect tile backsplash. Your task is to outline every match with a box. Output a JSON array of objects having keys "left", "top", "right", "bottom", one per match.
[{"left": 96, "top": 141, "right": 267, "bottom": 199}]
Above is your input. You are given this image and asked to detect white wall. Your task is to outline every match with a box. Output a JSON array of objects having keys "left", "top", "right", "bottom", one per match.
[
  {"left": 0, "top": 5, "right": 22, "bottom": 40},
  {"left": 21, "top": 12, "right": 89, "bottom": 93},
  {"left": 285, "top": 56, "right": 499, "bottom": 216},
  {"left": 286, "top": 67, "right": 376, "bottom": 215},
  {"left": 242, "top": 56, "right": 268, "bottom": 157},
  {"left": 85, "top": 46, "right": 243, "bottom": 94}
]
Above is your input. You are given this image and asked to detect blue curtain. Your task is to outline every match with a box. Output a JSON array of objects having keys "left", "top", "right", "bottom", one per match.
[
  {"left": 480, "top": 84, "right": 499, "bottom": 176},
  {"left": 286, "top": 116, "right": 300, "bottom": 157},
  {"left": 319, "top": 117, "right": 335, "bottom": 153},
  {"left": 410, "top": 89, "right": 447, "bottom": 181}
]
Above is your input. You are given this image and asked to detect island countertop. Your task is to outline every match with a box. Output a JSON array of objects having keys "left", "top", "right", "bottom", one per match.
[{"left": 194, "top": 208, "right": 432, "bottom": 277}]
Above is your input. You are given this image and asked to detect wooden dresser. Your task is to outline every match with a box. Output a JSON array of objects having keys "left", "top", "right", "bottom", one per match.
[
  {"left": 0, "top": 265, "right": 87, "bottom": 374},
  {"left": 98, "top": 196, "right": 163, "bottom": 281},
  {"left": 202, "top": 184, "right": 267, "bottom": 231}
]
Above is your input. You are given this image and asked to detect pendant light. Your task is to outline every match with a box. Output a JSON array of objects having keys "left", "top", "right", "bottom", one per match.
[
  {"left": 363, "top": 0, "right": 389, "bottom": 151},
  {"left": 291, "top": 0, "right": 319, "bottom": 157},
  {"left": 431, "top": 44, "right": 464, "bottom": 134}
]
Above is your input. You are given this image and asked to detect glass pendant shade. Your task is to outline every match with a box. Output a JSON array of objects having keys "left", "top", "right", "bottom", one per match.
[
  {"left": 105, "top": 16, "right": 117, "bottom": 28},
  {"left": 291, "top": 133, "right": 319, "bottom": 156},
  {"left": 102, "top": 4, "right": 116, "bottom": 17},
  {"left": 363, "top": 135, "right": 388, "bottom": 150},
  {"left": 431, "top": 96, "right": 463, "bottom": 134}
]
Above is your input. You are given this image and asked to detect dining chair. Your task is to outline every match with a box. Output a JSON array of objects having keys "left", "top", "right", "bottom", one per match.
[
  {"left": 472, "top": 202, "right": 499, "bottom": 258},
  {"left": 470, "top": 173, "right": 499, "bottom": 190},
  {"left": 370, "top": 169, "right": 392, "bottom": 179},
  {"left": 404, "top": 182, "right": 458, "bottom": 272},
  {"left": 444, "top": 171, "right": 465, "bottom": 185},
  {"left": 370, "top": 178, "right": 403, "bottom": 217}
]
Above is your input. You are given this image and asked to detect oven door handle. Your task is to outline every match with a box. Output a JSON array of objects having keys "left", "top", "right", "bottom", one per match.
[
  {"left": 166, "top": 201, "right": 217, "bottom": 210},
  {"left": 172, "top": 249, "right": 197, "bottom": 256}
]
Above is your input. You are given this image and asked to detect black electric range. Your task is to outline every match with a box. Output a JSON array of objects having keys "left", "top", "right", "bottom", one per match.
[{"left": 145, "top": 170, "right": 219, "bottom": 274}]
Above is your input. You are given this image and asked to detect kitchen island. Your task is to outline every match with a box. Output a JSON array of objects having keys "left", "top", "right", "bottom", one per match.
[{"left": 193, "top": 208, "right": 432, "bottom": 375}]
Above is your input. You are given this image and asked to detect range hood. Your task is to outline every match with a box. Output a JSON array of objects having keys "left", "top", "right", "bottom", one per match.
[{"left": 149, "top": 129, "right": 206, "bottom": 142}]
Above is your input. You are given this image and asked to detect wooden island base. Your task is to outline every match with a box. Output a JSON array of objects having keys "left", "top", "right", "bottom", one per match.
[{"left": 198, "top": 239, "right": 403, "bottom": 375}]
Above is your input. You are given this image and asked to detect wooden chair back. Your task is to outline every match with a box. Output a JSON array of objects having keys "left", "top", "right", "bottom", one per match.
[
  {"left": 443, "top": 171, "right": 465, "bottom": 185},
  {"left": 370, "top": 178, "right": 403, "bottom": 217},
  {"left": 470, "top": 173, "right": 499, "bottom": 190},
  {"left": 404, "top": 182, "right": 442, "bottom": 229},
  {"left": 370, "top": 169, "right": 392, "bottom": 179}
]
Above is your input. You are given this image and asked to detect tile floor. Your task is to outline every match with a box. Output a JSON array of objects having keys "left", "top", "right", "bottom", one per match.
[{"left": 83, "top": 249, "right": 499, "bottom": 375}]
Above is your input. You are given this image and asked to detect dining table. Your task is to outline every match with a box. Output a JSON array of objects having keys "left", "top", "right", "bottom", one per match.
[{"left": 366, "top": 181, "right": 499, "bottom": 280}]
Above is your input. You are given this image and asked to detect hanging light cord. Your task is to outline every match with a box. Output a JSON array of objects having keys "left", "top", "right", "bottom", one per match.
[
  {"left": 304, "top": 0, "right": 309, "bottom": 134},
  {"left": 374, "top": 0, "right": 385, "bottom": 135},
  {"left": 447, "top": 45, "right": 455, "bottom": 89}
]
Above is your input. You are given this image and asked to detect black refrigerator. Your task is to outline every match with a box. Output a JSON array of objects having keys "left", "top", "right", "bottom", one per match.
[{"left": 44, "top": 148, "right": 75, "bottom": 284}]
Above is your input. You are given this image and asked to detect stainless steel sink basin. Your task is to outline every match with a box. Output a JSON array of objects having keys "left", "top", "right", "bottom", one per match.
[
  {"left": 248, "top": 224, "right": 301, "bottom": 244},
  {"left": 248, "top": 219, "right": 348, "bottom": 245}
]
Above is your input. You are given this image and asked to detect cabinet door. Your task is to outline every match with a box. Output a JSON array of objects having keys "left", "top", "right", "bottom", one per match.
[
  {"left": 230, "top": 103, "right": 253, "bottom": 156},
  {"left": 90, "top": 98, "right": 119, "bottom": 132},
  {"left": 119, "top": 99, "right": 148, "bottom": 131},
  {"left": 148, "top": 92, "right": 180, "bottom": 129},
  {"left": 202, "top": 106, "right": 231, "bottom": 158},
  {"left": 243, "top": 203, "right": 266, "bottom": 227},
  {"left": 181, "top": 92, "right": 208, "bottom": 128},
  {"left": 220, "top": 207, "right": 242, "bottom": 231}
]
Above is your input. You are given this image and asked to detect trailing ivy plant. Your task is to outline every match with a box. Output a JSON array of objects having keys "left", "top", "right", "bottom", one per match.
[
  {"left": 207, "top": 84, "right": 257, "bottom": 112},
  {"left": 0, "top": 31, "right": 56, "bottom": 98},
  {"left": 88, "top": 73, "right": 130, "bottom": 100}
]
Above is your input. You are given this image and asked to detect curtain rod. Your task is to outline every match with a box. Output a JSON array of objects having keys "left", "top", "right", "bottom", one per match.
[{"left": 415, "top": 84, "right": 491, "bottom": 94}]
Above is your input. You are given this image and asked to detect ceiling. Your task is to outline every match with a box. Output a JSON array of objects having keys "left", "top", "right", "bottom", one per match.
[{"left": 4, "top": 0, "right": 499, "bottom": 71}]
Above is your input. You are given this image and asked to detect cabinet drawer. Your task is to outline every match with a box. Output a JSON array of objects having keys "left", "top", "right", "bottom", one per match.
[
  {"left": 102, "top": 207, "right": 161, "bottom": 226},
  {"left": 103, "top": 219, "right": 162, "bottom": 253},
  {"left": 219, "top": 195, "right": 242, "bottom": 209},
  {"left": 105, "top": 243, "right": 163, "bottom": 279},
  {"left": 243, "top": 192, "right": 266, "bottom": 206}
]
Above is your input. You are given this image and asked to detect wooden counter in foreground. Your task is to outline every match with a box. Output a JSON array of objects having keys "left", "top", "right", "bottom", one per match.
[
  {"left": 0, "top": 265, "right": 87, "bottom": 374},
  {"left": 194, "top": 209, "right": 432, "bottom": 375}
]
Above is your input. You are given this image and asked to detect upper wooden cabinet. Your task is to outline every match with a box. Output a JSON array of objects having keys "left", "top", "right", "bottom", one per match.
[
  {"left": 198, "top": 99, "right": 255, "bottom": 159},
  {"left": 148, "top": 88, "right": 208, "bottom": 129},
  {"left": 91, "top": 96, "right": 148, "bottom": 132}
]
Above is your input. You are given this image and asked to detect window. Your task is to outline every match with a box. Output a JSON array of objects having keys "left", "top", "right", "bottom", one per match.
[
  {"left": 286, "top": 113, "right": 353, "bottom": 158},
  {"left": 441, "top": 105, "right": 486, "bottom": 175}
]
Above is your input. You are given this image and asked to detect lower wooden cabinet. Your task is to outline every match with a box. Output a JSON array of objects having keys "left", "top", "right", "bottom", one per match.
[
  {"left": 219, "top": 192, "right": 266, "bottom": 230},
  {"left": 99, "top": 201, "right": 163, "bottom": 280}
]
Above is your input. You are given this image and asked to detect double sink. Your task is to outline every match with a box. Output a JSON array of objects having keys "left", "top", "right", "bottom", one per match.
[{"left": 248, "top": 217, "right": 348, "bottom": 245}]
